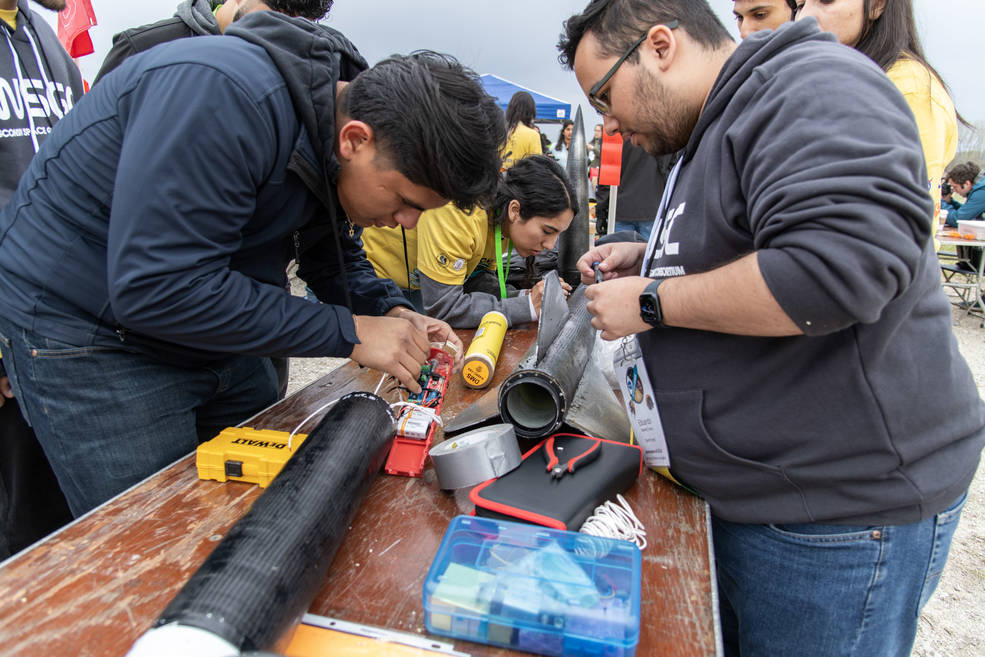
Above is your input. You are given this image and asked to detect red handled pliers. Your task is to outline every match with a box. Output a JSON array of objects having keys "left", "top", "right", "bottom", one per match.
[{"left": 542, "top": 436, "right": 601, "bottom": 479}]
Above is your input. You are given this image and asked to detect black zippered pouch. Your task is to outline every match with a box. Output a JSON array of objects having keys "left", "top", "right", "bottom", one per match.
[{"left": 469, "top": 433, "right": 643, "bottom": 531}]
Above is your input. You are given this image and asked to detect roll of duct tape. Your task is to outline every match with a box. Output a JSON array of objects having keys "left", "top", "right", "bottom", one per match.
[{"left": 429, "top": 423, "right": 522, "bottom": 490}]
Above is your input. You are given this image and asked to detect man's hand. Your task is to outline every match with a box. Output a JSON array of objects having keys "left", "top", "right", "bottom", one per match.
[
  {"left": 585, "top": 276, "right": 653, "bottom": 341},
  {"left": 386, "top": 306, "right": 464, "bottom": 368},
  {"left": 350, "top": 314, "right": 430, "bottom": 392},
  {"left": 576, "top": 241, "right": 647, "bottom": 284},
  {"left": 0, "top": 375, "right": 13, "bottom": 409},
  {"left": 530, "top": 277, "right": 572, "bottom": 317}
]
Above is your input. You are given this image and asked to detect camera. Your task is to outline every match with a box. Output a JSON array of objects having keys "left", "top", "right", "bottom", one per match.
[{"left": 941, "top": 180, "right": 953, "bottom": 197}]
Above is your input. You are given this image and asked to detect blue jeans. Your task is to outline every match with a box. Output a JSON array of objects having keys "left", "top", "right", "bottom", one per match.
[
  {"left": 712, "top": 492, "right": 967, "bottom": 657},
  {"left": 0, "top": 316, "right": 278, "bottom": 517},
  {"left": 613, "top": 220, "right": 652, "bottom": 240}
]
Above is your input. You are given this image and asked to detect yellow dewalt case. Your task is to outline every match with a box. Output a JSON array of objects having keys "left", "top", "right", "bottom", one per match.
[{"left": 196, "top": 427, "right": 308, "bottom": 487}]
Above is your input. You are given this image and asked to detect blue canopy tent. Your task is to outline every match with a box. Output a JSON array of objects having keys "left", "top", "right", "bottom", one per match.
[{"left": 479, "top": 74, "right": 571, "bottom": 122}]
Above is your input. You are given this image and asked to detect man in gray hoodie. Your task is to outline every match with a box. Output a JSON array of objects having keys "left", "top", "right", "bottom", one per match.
[
  {"left": 560, "top": 1, "right": 984, "bottom": 655},
  {"left": 94, "top": 0, "right": 332, "bottom": 83}
]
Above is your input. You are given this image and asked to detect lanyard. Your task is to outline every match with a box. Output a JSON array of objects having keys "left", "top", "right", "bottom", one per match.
[
  {"left": 642, "top": 158, "right": 684, "bottom": 277},
  {"left": 494, "top": 223, "right": 512, "bottom": 300}
]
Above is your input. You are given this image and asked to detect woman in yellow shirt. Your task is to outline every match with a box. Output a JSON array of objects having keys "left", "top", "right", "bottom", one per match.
[
  {"left": 501, "top": 91, "right": 543, "bottom": 171},
  {"left": 362, "top": 155, "right": 576, "bottom": 327},
  {"left": 798, "top": 0, "right": 959, "bottom": 214}
]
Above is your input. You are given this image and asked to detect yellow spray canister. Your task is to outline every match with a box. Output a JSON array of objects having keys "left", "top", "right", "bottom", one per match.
[{"left": 462, "top": 311, "right": 508, "bottom": 389}]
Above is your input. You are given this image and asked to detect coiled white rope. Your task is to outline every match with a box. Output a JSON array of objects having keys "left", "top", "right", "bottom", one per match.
[{"left": 579, "top": 494, "right": 647, "bottom": 550}]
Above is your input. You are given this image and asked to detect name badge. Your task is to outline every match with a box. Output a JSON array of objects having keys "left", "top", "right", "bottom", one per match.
[{"left": 613, "top": 336, "right": 669, "bottom": 467}]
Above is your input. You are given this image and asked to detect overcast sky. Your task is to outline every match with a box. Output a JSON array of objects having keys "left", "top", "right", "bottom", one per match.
[{"left": 37, "top": 0, "right": 984, "bottom": 127}]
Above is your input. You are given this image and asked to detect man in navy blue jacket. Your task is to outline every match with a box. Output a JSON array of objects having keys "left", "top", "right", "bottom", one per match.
[{"left": 0, "top": 5, "right": 506, "bottom": 516}]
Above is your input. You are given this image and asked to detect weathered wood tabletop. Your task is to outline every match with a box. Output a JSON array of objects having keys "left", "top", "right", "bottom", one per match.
[{"left": 0, "top": 326, "right": 719, "bottom": 657}]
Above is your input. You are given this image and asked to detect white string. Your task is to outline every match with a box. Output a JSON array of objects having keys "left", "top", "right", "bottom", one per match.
[
  {"left": 287, "top": 397, "right": 340, "bottom": 450},
  {"left": 373, "top": 372, "right": 388, "bottom": 395},
  {"left": 579, "top": 494, "right": 647, "bottom": 551}
]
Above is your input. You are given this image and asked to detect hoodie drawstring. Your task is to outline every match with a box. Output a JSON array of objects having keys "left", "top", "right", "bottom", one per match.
[{"left": 4, "top": 26, "right": 38, "bottom": 153}]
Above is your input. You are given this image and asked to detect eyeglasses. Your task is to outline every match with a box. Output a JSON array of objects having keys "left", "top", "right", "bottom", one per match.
[{"left": 587, "top": 20, "right": 679, "bottom": 115}]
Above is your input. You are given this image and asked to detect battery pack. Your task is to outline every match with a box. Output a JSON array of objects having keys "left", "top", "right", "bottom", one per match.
[
  {"left": 196, "top": 427, "right": 308, "bottom": 487},
  {"left": 385, "top": 346, "right": 453, "bottom": 477}
]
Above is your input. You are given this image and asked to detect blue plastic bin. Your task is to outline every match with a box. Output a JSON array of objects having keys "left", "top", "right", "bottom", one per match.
[{"left": 423, "top": 515, "right": 641, "bottom": 657}]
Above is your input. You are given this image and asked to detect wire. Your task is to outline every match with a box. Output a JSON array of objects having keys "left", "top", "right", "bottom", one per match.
[
  {"left": 287, "top": 374, "right": 394, "bottom": 449},
  {"left": 579, "top": 494, "right": 647, "bottom": 550},
  {"left": 389, "top": 401, "right": 443, "bottom": 427},
  {"left": 287, "top": 397, "right": 340, "bottom": 450}
]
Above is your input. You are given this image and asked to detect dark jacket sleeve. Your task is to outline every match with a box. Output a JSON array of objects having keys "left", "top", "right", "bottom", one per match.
[
  {"left": 106, "top": 63, "right": 359, "bottom": 359},
  {"left": 729, "top": 56, "right": 932, "bottom": 336},
  {"left": 296, "top": 220, "right": 413, "bottom": 317}
]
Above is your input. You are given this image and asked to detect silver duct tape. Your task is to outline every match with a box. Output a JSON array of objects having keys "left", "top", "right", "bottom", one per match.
[{"left": 429, "top": 423, "right": 522, "bottom": 490}]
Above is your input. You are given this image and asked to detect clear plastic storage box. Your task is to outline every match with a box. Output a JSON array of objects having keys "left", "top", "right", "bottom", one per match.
[{"left": 422, "top": 515, "right": 641, "bottom": 657}]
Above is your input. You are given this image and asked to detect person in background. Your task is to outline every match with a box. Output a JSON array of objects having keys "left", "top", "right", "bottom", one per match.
[
  {"left": 0, "top": 0, "right": 81, "bottom": 559},
  {"left": 94, "top": 0, "right": 333, "bottom": 83},
  {"left": 560, "top": 0, "right": 983, "bottom": 654},
  {"left": 941, "top": 162, "right": 985, "bottom": 274},
  {"left": 587, "top": 122, "right": 603, "bottom": 191},
  {"left": 596, "top": 142, "right": 676, "bottom": 241},
  {"left": 552, "top": 119, "right": 574, "bottom": 164},
  {"left": 587, "top": 123, "right": 603, "bottom": 164},
  {"left": 0, "top": 6, "right": 506, "bottom": 517},
  {"left": 500, "top": 91, "right": 542, "bottom": 170},
  {"left": 943, "top": 162, "right": 985, "bottom": 226},
  {"left": 732, "top": 0, "right": 797, "bottom": 39},
  {"left": 798, "top": 0, "right": 958, "bottom": 217},
  {"left": 363, "top": 155, "right": 576, "bottom": 328}
]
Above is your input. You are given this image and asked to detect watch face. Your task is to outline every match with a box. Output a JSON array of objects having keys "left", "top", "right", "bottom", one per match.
[{"left": 640, "top": 284, "right": 662, "bottom": 327}]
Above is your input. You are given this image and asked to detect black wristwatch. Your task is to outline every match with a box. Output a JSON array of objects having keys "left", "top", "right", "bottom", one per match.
[{"left": 639, "top": 279, "right": 666, "bottom": 328}]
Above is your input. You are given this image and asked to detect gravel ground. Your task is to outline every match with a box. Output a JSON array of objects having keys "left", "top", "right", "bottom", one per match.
[{"left": 285, "top": 280, "right": 985, "bottom": 656}]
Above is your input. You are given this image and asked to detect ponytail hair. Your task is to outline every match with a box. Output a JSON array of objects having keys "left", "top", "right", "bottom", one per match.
[{"left": 489, "top": 154, "right": 578, "bottom": 225}]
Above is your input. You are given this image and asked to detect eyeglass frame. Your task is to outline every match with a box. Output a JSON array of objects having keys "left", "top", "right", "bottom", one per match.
[{"left": 587, "top": 19, "right": 679, "bottom": 115}]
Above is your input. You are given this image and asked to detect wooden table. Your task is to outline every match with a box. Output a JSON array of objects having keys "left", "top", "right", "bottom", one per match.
[{"left": 0, "top": 327, "right": 720, "bottom": 657}]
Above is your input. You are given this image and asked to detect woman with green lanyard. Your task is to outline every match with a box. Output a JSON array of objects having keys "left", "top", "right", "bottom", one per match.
[{"left": 363, "top": 155, "right": 576, "bottom": 328}]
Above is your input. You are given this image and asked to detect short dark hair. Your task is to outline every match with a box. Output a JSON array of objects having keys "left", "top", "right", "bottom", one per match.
[
  {"left": 343, "top": 51, "right": 506, "bottom": 211},
  {"left": 505, "top": 91, "right": 537, "bottom": 133},
  {"left": 265, "top": 0, "right": 334, "bottom": 21},
  {"left": 558, "top": 0, "right": 732, "bottom": 70},
  {"left": 491, "top": 154, "right": 579, "bottom": 225},
  {"left": 946, "top": 162, "right": 982, "bottom": 187}
]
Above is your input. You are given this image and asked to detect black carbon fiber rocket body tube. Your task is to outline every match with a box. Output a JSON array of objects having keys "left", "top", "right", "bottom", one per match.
[
  {"left": 557, "top": 105, "right": 592, "bottom": 288},
  {"left": 498, "top": 286, "right": 594, "bottom": 439},
  {"left": 146, "top": 392, "right": 394, "bottom": 653}
]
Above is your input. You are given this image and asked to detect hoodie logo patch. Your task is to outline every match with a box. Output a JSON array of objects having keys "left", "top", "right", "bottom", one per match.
[
  {"left": 651, "top": 202, "right": 685, "bottom": 264},
  {"left": 0, "top": 78, "right": 74, "bottom": 127}
]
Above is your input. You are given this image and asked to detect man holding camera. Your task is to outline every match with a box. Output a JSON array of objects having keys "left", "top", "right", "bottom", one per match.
[{"left": 942, "top": 161, "right": 985, "bottom": 227}]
